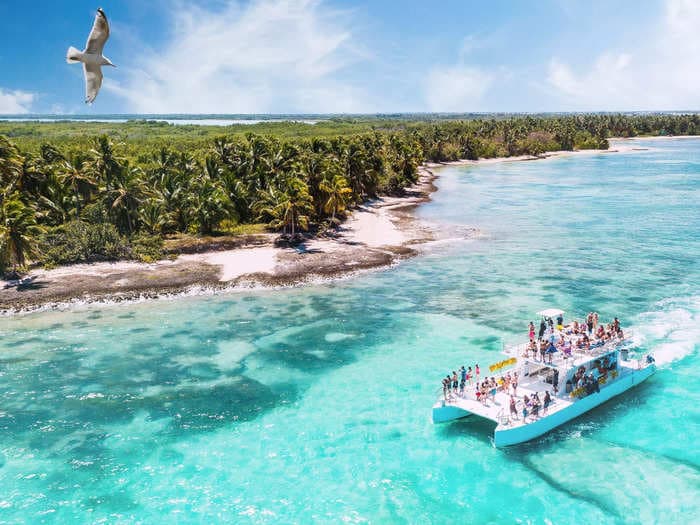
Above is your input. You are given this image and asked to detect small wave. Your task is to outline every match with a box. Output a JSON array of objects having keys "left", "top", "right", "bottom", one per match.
[{"left": 631, "top": 296, "right": 700, "bottom": 365}]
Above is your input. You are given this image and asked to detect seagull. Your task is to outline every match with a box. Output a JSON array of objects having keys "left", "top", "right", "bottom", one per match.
[{"left": 66, "top": 8, "right": 116, "bottom": 104}]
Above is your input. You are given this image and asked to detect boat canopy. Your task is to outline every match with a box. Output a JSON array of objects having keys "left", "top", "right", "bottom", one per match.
[{"left": 537, "top": 308, "right": 565, "bottom": 318}]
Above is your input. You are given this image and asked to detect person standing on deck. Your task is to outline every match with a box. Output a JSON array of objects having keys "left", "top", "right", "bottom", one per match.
[
  {"left": 538, "top": 320, "right": 546, "bottom": 339},
  {"left": 459, "top": 366, "right": 466, "bottom": 395},
  {"left": 529, "top": 322, "right": 535, "bottom": 342},
  {"left": 510, "top": 395, "right": 518, "bottom": 419},
  {"left": 543, "top": 391, "right": 552, "bottom": 414},
  {"left": 475, "top": 364, "right": 480, "bottom": 383},
  {"left": 556, "top": 313, "right": 564, "bottom": 331}
]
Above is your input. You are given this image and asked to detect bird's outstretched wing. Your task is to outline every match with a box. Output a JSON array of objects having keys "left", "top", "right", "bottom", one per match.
[
  {"left": 85, "top": 8, "right": 110, "bottom": 54},
  {"left": 84, "top": 63, "right": 103, "bottom": 104}
]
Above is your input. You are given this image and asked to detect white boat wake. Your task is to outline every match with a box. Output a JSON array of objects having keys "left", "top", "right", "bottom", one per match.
[{"left": 632, "top": 295, "right": 700, "bottom": 365}]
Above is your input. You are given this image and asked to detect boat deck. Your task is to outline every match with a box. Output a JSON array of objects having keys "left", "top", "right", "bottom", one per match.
[
  {"left": 434, "top": 361, "right": 642, "bottom": 429},
  {"left": 435, "top": 377, "right": 573, "bottom": 428}
]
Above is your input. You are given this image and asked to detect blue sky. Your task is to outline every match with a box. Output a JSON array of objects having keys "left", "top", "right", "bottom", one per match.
[{"left": 1, "top": 0, "right": 698, "bottom": 114}]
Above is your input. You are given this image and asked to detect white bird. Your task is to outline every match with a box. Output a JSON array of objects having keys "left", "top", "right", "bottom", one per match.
[{"left": 66, "top": 8, "right": 116, "bottom": 104}]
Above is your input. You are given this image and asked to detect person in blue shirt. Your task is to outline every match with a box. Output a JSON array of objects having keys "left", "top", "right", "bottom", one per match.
[{"left": 546, "top": 341, "right": 557, "bottom": 364}]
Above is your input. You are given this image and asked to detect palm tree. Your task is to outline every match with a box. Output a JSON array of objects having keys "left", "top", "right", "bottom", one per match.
[
  {"left": 15, "top": 154, "right": 50, "bottom": 197},
  {"left": 343, "top": 140, "right": 367, "bottom": 201},
  {"left": 319, "top": 174, "right": 352, "bottom": 225},
  {"left": 254, "top": 175, "right": 313, "bottom": 236},
  {"left": 188, "top": 179, "right": 231, "bottom": 235},
  {"left": 149, "top": 150, "right": 193, "bottom": 233},
  {"left": 139, "top": 200, "right": 167, "bottom": 234},
  {"left": 59, "top": 154, "right": 96, "bottom": 218},
  {"left": 184, "top": 156, "right": 232, "bottom": 235},
  {"left": 105, "top": 165, "right": 149, "bottom": 234},
  {"left": 149, "top": 146, "right": 177, "bottom": 187},
  {"left": 0, "top": 194, "right": 44, "bottom": 272},
  {"left": 84, "top": 135, "right": 124, "bottom": 191},
  {"left": 0, "top": 135, "right": 24, "bottom": 196},
  {"left": 299, "top": 151, "right": 341, "bottom": 218}
]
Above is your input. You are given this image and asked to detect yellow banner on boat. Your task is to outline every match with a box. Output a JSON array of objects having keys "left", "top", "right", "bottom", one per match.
[{"left": 488, "top": 357, "right": 517, "bottom": 373}]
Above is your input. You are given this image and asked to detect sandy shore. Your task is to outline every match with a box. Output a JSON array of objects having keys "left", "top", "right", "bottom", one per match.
[
  {"left": 0, "top": 169, "right": 439, "bottom": 314},
  {"left": 0, "top": 143, "right": 639, "bottom": 314}
]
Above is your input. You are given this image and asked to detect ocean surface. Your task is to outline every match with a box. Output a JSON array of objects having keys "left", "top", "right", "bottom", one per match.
[{"left": 1, "top": 138, "right": 698, "bottom": 524}]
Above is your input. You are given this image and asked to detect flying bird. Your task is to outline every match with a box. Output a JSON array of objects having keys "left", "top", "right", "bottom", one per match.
[{"left": 66, "top": 8, "right": 116, "bottom": 104}]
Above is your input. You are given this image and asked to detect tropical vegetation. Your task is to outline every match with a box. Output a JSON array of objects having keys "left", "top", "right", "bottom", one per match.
[{"left": 1, "top": 113, "right": 698, "bottom": 274}]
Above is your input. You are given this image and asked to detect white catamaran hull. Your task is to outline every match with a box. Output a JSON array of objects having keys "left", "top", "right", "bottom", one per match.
[{"left": 494, "top": 364, "right": 655, "bottom": 447}]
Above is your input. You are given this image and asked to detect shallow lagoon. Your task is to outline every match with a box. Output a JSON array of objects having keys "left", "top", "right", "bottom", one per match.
[{"left": 1, "top": 138, "right": 698, "bottom": 523}]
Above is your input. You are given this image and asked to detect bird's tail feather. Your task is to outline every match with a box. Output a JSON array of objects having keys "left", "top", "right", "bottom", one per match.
[{"left": 66, "top": 46, "right": 82, "bottom": 63}]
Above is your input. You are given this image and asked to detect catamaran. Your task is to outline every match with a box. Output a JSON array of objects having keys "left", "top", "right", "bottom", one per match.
[{"left": 432, "top": 309, "right": 656, "bottom": 447}]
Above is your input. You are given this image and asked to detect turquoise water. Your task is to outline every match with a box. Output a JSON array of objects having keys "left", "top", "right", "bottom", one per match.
[{"left": 1, "top": 138, "right": 698, "bottom": 524}]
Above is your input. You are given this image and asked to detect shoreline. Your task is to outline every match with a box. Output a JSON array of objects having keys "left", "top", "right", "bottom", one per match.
[
  {"left": 0, "top": 169, "right": 439, "bottom": 315},
  {"left": 0, "top": 140, "right": 665, "bottom": 315}
]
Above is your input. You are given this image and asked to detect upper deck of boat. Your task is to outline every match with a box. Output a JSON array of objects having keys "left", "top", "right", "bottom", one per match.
[{"left": 503, "top": 332, "right": 631, "bottom": 366}]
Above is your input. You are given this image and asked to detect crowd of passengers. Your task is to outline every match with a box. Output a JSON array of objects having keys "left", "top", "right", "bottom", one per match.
[
  {"left": 511, "top": 390, "right": 553, "bottom": 421},
  {"left": 565, "top": 354, "right": 617, "bottom": 394},
  {"left": 439, "top": 313, "right": 628, "bottom": 422},
  {"left": 441, "top": 364, "right": 519, "bottom": 402},
  {"left": 440, "top": 365, "right": 554, "bottom": 422},
  {"left": 442, "top": 365, "right": 527, "bottom": 405},
  {"left": 523, "top": 312, "right": 625, "bottom": 361}
]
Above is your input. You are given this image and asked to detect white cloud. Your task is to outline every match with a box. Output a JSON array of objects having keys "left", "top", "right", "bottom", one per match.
[
  {"left": 546, "top": 0, "right": 700, "bottom": 110},
  {"left": 108, "top": 0, "right": 371, "bottom": 113},
  {"left": 547, "top": 53, "right": 635, "bottom": 109},
  {"left": 0, "top": 88, "right": 35, "bottom": 114},
  {"left": 424, "top": 65, "right": 493, "bottom": 112}
]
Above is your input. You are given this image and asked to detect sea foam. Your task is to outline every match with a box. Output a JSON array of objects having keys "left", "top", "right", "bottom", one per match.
[{"left": 632, "top": 295, "right": 700, "bottom": 365}]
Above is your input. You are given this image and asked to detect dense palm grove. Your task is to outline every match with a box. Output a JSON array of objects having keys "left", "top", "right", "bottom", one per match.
[{"left": 1, "top": 113, "right": 698, "bottom": 274}]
